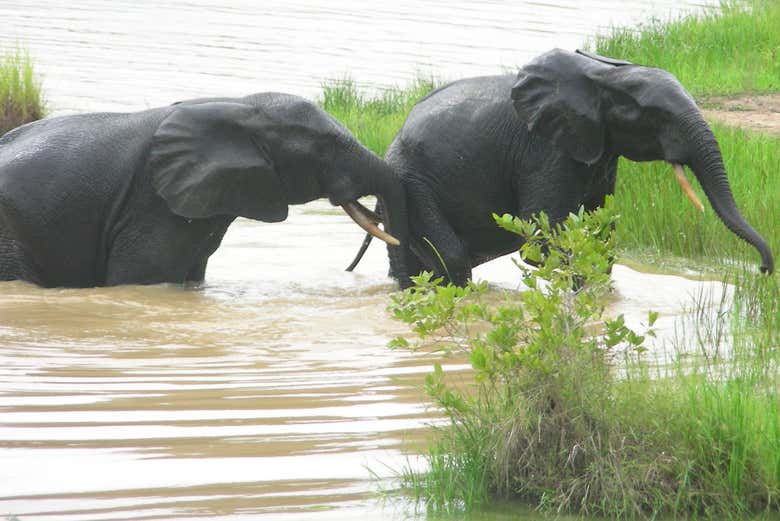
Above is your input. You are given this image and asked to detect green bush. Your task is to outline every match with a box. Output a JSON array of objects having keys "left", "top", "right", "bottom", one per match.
[
  {"left": 0, "top": 47, "right": 44, "bottom": 136},
  {"left": 389, "top": 200, "right": 780, "bottom": 518}
]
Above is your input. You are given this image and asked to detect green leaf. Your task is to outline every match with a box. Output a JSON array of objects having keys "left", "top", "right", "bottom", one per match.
[
  {"left": 470, "top": 346, "right": 488, "bottom": 371},
  {"left": 388, "top": 336, "right": 409, "bottom": 349},
  {"left": 648, "top": 310, "right": 659, "bottom": 327}
]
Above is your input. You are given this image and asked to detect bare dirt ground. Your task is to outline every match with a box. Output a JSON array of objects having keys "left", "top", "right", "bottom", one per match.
[{"left": 701, "top": 93, "right": 780, "bottom": 136}]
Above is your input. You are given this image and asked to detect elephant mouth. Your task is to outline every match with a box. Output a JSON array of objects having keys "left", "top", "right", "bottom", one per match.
[
  {"left": 342, "top": 200, "right": 400, "bottom": 246},
  {"left": 671, "top": 163, "right": 704, "bottom": 212}
]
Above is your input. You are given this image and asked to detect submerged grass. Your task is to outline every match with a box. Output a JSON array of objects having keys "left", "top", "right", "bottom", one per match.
[
  {"left": 647, "top": 272, "right": 780, "bottom": 517},
  {"left": 0, "top": 47, "right": 44, "bottom": 135},
  {"left": 593, "top": 0, "right": 780, "bottom": 97}
]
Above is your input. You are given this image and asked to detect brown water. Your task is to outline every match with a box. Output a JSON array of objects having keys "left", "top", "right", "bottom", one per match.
[
  {"left": 0, "top": 203, "right": 731, "bottom": 520},
  {"left": 1, "top": 2, "right": 724, "bottom": 520}
]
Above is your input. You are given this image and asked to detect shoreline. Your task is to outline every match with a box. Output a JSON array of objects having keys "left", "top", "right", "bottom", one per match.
[{"left": 702, "top": 93, "right": 780, "bottom": 136}]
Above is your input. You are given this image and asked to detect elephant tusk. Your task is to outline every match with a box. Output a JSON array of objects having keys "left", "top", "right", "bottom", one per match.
[
  {"left": 351, "top": 200, "right": 383, "bottom": 224},
  {"left": 342, "top": 201, "right": 400, "bottom": 246},
  {"left": 672, "top": 163, "right": 705, "bottom": 212}
]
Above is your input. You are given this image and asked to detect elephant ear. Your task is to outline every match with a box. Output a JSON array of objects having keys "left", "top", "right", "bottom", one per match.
[
  {"left": 148, "top": 101, "right": 288, "bottom": 222},
  {"left": 512, "top": 49, "right": 622, "bottom": 165}
]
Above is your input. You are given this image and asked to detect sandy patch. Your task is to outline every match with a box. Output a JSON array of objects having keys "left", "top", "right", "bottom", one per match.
[{"left": 701, "top": 93, "right": 780, "bottom": 136}]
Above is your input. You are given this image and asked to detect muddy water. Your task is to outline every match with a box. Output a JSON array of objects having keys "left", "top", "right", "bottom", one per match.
[
  {"left": 1, "top": 1, "right": 724, "bottom": 520},
  {"left": 0, "top": 203, "right": 730, "bottom": 521}
]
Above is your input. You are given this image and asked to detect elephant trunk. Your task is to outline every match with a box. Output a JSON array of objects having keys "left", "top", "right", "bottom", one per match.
[
  {"left": 333, "top": 135, "right": 411, "bottom": 287},
  {"left": 678, "top": 110, "right": 774, "bottom": 274},
  {"left": 367, "top": 153, "right": 412, "bottom": 288}
]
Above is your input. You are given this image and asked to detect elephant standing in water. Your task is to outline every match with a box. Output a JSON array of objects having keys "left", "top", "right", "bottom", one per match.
[
  {"left": 349, "top": 49, "right": 773, "bottom": 286},
  {"left": 0, "top": 93, "right": 407, "bottom": 287}
]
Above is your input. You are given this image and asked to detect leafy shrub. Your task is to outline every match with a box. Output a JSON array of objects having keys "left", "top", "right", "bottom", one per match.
[{"left": 390, "top": 199, "right": 780, "bottom": 518}]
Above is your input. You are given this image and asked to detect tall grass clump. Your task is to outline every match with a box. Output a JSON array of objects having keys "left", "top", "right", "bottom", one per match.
[
  {"left": 668, "top": 268, "right": 780, "bottom": 517},
  {"left": 0, "top": 47, "right": 44, "bottom": 136},
  {"left": 390, "top": 200, "right": 780, "bottom": 518},
  {"left": 319, "top": 78, "right": 437, "bottom": 156},
  {"left": 593, "top": 0, "right": 780, "bottom": 96},
  {"left": 613, "top": 123, "right": 780, "bottom": 273}
]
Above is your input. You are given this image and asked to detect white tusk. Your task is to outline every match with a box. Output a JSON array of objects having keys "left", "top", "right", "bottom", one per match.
[
  {"left": 672, "top": 163, "right": 705, "bottom": 212},
  {"left": 342, "top": 201, "right": 400, "bottom": 246}
]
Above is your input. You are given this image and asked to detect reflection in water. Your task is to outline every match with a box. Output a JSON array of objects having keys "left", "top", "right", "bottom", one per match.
[{"left": 1, "top": 1, "right": 722, "bottom": 519}]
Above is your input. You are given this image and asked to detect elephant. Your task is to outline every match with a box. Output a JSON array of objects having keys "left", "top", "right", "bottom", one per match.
[
  {"left": 0, "top": 92, "right": 407, "bottom": 287},
  {"left": 348, "top": 49, "right": 774, "bottom": 287}
]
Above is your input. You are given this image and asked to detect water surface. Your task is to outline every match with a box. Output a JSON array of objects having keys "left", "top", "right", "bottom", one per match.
[
  {"left": 1, "top": 0, "right": 717, "bottom": 115},
  {"left": 0, "top": 204, "right": 730, "bottom": 521}
]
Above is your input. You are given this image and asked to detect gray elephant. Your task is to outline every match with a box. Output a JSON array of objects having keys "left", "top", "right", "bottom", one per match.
[
  {"left": 0, "top": 93, "right": 407, "bottom": 287},
  {"left": 349, "top": 49, "right": 773, "bottom": 286}
]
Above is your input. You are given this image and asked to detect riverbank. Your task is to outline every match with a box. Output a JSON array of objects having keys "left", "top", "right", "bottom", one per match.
[
  {"left": 391, "top": 205, "right": 780, "bottom": 518},
  {"left": 369, "top": 0, "right": 780, "bottom": 518},
  {"left": 702, "top": 93, "right": 780, "bottom": 136}
]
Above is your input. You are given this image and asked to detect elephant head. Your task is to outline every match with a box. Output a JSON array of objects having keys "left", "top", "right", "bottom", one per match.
[
  {"left": 147, "top": 93, "right": 407, "bottom": 255},
  {"left": 511, "top": 49, "right": 774, "bottom": 274}
]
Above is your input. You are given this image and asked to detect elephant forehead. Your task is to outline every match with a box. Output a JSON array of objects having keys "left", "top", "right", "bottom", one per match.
[
  {"left": 603, "top": 67, "right": 696, "bottom": 109},
  {"left": 241, "top": 92, "right": 343, "bottom": 135}
]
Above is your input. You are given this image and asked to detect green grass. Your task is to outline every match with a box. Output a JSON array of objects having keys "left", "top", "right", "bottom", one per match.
[
  {"left": 0, "top": 47, "right": 44, "bottom": 136},
  {"left": 319, "top": 78, "right": 437, "bottom": 157},
  {"left": 592, "top": 0, "right": 780, "bottom": 97},
  {"left": 654, "top": 273, "right": 780, "bottom": 517}
]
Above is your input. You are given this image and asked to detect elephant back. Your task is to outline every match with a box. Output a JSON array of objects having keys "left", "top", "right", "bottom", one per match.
[
  {"left": 399, "top": 75, "right": 518, "bottom": 145},
  {"left": 0, "top": 108, "right": 170, "bottom": 286}
]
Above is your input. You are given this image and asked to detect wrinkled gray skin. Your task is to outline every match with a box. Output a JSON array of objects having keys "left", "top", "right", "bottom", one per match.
[
  {"left": 0, "top": 93, "right": 408, "bottom": 287},
  {"left": 349, "top": 49, "right": 773, "bottom": 286}
]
